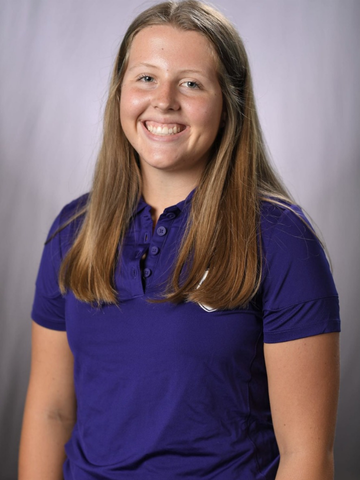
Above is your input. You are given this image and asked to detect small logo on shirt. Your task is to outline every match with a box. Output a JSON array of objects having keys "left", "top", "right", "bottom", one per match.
[{"left": 197, "top": 270, "right": 217, "bottom": 312}]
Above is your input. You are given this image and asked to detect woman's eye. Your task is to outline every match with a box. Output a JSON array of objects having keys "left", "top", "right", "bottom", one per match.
[
  {"left": 138, "top": 75, "right": 154, "bottom": 83},
  {"left": 183, "top": 81, "right": 200, "bottom": 89}
]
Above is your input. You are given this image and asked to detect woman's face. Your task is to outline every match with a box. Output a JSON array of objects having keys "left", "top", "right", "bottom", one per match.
[{"left": 120, "top": 25, "right": 223, "bottom": 179}]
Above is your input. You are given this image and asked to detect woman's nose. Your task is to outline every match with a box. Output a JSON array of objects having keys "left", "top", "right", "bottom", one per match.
[{"left": 152, "top": 82, "right": 180, "bottom": 111}]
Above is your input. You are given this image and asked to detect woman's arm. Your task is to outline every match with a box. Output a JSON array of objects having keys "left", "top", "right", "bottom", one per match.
[
  {"left": 19, "top": 322, "right": 76, "bottom": 480},
  {"left": 264, "top": 332, "right": 340, "bottom": 480}
]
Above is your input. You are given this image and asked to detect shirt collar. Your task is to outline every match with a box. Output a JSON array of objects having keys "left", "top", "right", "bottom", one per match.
[{"left": 135, "top": 188, "right": 195, "bottom": 216}]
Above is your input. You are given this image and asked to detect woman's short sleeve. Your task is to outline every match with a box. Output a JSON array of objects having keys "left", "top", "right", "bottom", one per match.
[
  {"left": 260, "top": 204, "right": 340, "bottom": 343},
  {"left": 31, "top": 211, "right": 66, "bottom": 330},
  {"left": 31, "top": 195, "right": 87, "bottom": 331}
]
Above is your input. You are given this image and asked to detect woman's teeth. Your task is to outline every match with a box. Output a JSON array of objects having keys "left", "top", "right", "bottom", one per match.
[{"left": 146, "top": 124, "right": 182, "bottom": 136}]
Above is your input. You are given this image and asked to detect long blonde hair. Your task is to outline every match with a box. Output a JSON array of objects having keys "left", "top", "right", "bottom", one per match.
[{"left": 59, "top": 0, "right": 292, "bottom": 309}]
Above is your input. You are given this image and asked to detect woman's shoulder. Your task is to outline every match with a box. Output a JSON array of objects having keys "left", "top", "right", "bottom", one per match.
[
  {"left": 259, "top": 199, "right": 314, "bottom": 244},
  {"left": 46, "top": 193, "right": 89, "bottom": 242},
  {"left": 260, "top": 199, "right": 306, "bottom": 226},
  {"left": 259, "top": 198, "right": 337, "bottom": 298},
  {"left": 56, "top": 193, "right": 89, "bottom": 228},
  {"left": 258, "top": 198, "right": 329, "bottom": 276}
]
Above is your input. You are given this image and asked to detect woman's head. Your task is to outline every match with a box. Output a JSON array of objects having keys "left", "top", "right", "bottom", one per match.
[{"left": 107, "top": 0, "right": 253, "bottom": 175}]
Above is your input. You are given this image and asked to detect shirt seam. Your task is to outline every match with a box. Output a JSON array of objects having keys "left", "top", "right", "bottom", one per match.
[
  {"left": 263, "top": 294, "right": 338, "bottom": 313},
  {"left": 264, "top": 317, "right": 340, "bottom": 337}
]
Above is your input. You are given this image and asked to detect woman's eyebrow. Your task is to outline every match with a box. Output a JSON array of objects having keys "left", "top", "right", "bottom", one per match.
[
  {"left": 127, "top": 63, "right": 209, "bottom": 76},
  {"left": 127, "top": 62, "right": 159, "bottom": 71}
]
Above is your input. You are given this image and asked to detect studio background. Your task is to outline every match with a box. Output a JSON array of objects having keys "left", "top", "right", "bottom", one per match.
[{"left": 0, "top": 1, "right": 359, "bottom": 479}]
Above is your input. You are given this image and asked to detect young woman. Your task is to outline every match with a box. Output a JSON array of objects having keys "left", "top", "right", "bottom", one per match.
[{"left": 19, "top": 1, "right": 340, "bottom": 479}]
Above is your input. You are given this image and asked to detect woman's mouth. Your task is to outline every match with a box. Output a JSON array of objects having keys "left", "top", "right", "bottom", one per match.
[{"left": 144, "top": 121, "right": 186, "bottom": 136}]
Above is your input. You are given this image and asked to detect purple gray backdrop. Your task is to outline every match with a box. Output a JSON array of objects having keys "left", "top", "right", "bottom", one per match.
[{"left": 1, "top": 1, "right": 359, "bottom": 479}]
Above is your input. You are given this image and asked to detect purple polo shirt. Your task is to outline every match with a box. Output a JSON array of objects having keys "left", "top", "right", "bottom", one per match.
[{"left": 32, "top": 193, "right": 340, "bottom": 480}]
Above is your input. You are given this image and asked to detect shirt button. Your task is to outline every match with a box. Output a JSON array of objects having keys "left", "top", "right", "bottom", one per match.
[
  {"left": 143, "top": 268, "right": 152, "bottom": 278},
  {"left": 150, "top": 246, "right": 159, "bottom": 255},
  {"left": 166, "top": 212, "right": 176, "bottom": 219},
  {"left": 156, "top": 226, "right": 167, "bottom": 236}
]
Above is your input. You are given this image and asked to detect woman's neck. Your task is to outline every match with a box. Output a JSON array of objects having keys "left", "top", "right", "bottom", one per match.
[{"left": 141, "top": 169, "right": 199, "bottom": 225}]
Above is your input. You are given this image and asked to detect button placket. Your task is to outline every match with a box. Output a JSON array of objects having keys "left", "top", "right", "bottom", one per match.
[
  {"left": 141, "top": 208, "right": 180, "bottom": 288},
  {"left": 142, "top": 217, "right": 173, "bottom": 284},
  {"left": 116, "top": 199, "right": 186, "bottom": 298},
  {"left": 131, "top": 206, "right": 153, "bottom": 293}
]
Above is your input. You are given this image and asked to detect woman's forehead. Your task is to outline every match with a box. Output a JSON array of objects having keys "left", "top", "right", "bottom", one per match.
[{"left": 126, "top": 25, "right": 219, "bottom": 74}]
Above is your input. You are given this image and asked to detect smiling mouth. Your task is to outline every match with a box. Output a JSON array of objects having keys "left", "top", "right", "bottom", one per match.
[{"left": 144, "top": 121, "right": 186, "bottom": 136}]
